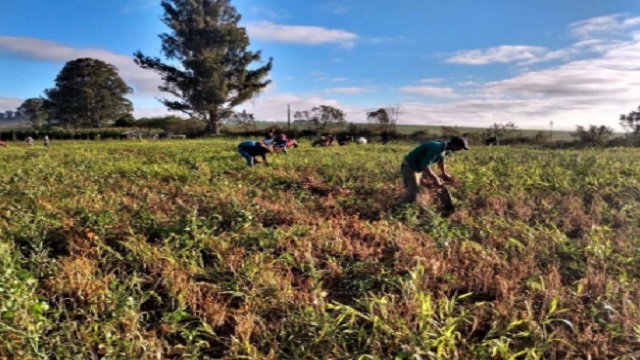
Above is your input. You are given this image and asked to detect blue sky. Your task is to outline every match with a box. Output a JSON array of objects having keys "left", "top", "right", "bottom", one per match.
[{"left": 1, "top": 0, "right": 640, "bottom": 130}]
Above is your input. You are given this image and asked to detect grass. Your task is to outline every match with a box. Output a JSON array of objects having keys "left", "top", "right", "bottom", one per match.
[{"left": 1, "top": 138, "right": 639, "bottom": 359}]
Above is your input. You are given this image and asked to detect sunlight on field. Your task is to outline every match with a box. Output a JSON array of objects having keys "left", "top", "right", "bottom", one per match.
[{"left": 1, "top": 139, "right": 639, "bottom": 358}]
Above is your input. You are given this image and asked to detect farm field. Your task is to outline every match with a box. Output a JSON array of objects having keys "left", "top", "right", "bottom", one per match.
[{"left": 1, "top": 139, "right": 640, "bottom": 359}]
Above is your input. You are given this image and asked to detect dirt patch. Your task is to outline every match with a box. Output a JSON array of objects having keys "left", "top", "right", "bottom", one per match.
[{"left": 297, "top": 176, "right": 350, "bottom": 197}]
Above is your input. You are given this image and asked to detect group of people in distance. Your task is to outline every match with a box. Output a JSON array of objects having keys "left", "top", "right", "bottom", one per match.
[
  {"left": 236, "top": 128, "right": 299, "bottom": 167},
  {"left": 237, "top": 128, "right": 374, "bottom": 167},
  {"left": 236, "top": 126, "right": 471, "bottom": 206},
  {"left": 312, "top": 134, "right": 367, "bottom": 147},
  {"left": 0, "top": 136, "right": 49, "bottom": 148}
]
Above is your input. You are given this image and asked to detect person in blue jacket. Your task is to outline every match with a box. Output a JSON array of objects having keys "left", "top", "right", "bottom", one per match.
[{"left": 237, "top": 141, "right": 272, "bottom": 167}]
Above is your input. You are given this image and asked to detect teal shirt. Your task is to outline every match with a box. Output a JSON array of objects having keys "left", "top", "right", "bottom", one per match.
[{"left": 404, "top": 141, "right": 449, "bottom": 171}]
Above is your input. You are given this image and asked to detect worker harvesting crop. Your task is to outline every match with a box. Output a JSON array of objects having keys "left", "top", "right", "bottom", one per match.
[
  {"left": 398, "top": 135, "right": 469, "bottom": 204},
  {"left": 237, "top": 141, "right": 272, "bottom": 167}
]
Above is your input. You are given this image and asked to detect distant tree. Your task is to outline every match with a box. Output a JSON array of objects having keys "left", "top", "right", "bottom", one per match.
[
  {"left": 134, "top": 0, "right": 272, "bottom": 135},
  {"left": 227, "top": 110, "right": 257, "bottom": 132},
  {"left": 572, "top": 125, "right": 614, "bottom": 145},
  {"left": 113, "top": 113, "right": 136, "bottom": 127},
  {"left": 294, "top": 105, "right": 346, "bottom": 131},
  {"left": 441, "top": 126, "right": 461, "bottom": 136},
  {"left": 620, "top": 105, "right": 640, "bottom": 134},
  {"left": 45, "top": 58, "right": 133, "bottom": 128},
  {"left": 17, "top": 98, "right": 48, "bottom": 128},
  {"left": 533, "top": 130, "right": 550, "bottom": 143},
  {"left": 367, "top": 105, "right": 401, "bottom": 131},
  {"left": 483, "top": 122, "right": 520, "bottom": 143}
]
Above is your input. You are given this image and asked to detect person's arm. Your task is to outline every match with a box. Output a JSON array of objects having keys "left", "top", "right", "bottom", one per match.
[
  {"left": 423, "top": 165, "right": 443, "bottom": 186},
  {"left": 438, "top": 160, "right": 452, "bottom": 181}
]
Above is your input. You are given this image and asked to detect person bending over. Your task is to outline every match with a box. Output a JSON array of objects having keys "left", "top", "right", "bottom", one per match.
[
  {"left": 237, "top": 141, "right": 272, "bottom": 167},
  {"left": 398, "top": 135, "right": 469, "bottom": 204}
]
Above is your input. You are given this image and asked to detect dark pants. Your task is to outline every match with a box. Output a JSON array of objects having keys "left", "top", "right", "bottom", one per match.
[{"left": 398, "top": 161, "right": 422, "bottom": 204}]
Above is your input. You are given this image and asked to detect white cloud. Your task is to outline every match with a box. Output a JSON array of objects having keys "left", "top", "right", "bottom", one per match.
[
  {"left": 446, "top": 45, "right": 547, "bottom": 65},
  {"left": 249, "top": 6, "right": 286, "bottom": 20},
  {"left": 0, "top": 36, "right": 163, "bottom": 97},
  {"left": 516, "top": 48, "right": 574, "bottom": 66},
  {"left": 419, "top": 78, "right": 444, "bottom": 84},
  {"left": 246, "top": 21, "right": 358, "bottom": 48},
  {"left": 237, "top": 94, "right": 341, "bottom": 121},
  {"left": 132, "top": 105, "right": 181, "bottom": 119},
  {"left": 317, "top": 2, "right": 351, "bottom": 14},
  {"left": 315, "top": 76, "right": 347, "bottom": 82},
  {"left": 569, "top": 14, "right": 625, "bottom": 39},
  {"left": 569, "top": 14, "right": 640, "bottom": 42},
  {"left": 458, "top": 81, "right": 479, "bottom": 87},
  {"left": 366, "top": 36, "right": 410, "bottom": 44},
  {"left": 399, "top": 86, "right": 459, "bottom": 98},
  {"left": 323, "top": 87, "right": 373, "bottom": 94},
  {"left": 0, "top": 97, "right": 23, "bottom": 110},
  {"left": 623, "top": 17, "right": 640, "bottom": 28}
]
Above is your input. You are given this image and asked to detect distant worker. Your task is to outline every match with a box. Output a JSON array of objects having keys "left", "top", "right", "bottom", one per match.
[
  {"left": 44, "top": 135, "right": 50, "bottom": 148},
  {"left": 273, "top": 134, "right": 290, "bottom": 154},
  {"left": 25, "top": 137, "right": 34, "bottom": 146},
  {"left": 237, "top": 140, "right": 272, "bottom": 167},
  {"left": 312, "top": 134, "right": 335, "bottom": 147},
  {"left": 398, "top": 135, "right": 469, "bottom": 204},
  {"left": 337, "top": 134, "right": 353, "bottom": 146},
  {"left": 265, "top": 127, "right": 276, "bottom": 141},
  {"left": 381, "top": 131, "right": 391, "bottom": 145}
]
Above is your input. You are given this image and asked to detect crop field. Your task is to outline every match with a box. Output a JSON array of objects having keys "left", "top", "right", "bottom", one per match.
[{"left": 1, "top": 139, "right": 640, "bottom": 359}]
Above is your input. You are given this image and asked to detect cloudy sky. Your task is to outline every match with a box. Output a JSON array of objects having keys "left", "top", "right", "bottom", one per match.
[{"left": 1, "top": 0, "right": 640, "bottom": 130}]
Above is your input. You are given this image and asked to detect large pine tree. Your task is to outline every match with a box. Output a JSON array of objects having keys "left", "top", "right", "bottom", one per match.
[{"left": 134, "top": 0, "right": 272, "bottom": 135}]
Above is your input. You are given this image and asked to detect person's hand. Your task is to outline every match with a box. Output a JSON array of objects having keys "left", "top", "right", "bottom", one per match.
[
  {"left": 434, "top": 177, "right": 444, "bottom": 187},
  {"left": 442, "top": 173, "right": 453, "bottom": 182}
]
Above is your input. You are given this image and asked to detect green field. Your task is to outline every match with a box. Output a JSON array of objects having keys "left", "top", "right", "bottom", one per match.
[{"left": 1, "top": 139, "right": 639, "bottom": 359}]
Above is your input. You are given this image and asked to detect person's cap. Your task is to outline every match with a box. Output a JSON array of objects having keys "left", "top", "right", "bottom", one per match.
[{"left": 449, "top": 136, "right": 470, "bottom": 150}]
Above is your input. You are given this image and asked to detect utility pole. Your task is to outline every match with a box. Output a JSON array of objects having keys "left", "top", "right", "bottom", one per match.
[
  {"left": 549, "top": 121, "right": 554, "bottom": 141},
  {"left": 287, "top": 104, "right": 291, "bottom": 130}
]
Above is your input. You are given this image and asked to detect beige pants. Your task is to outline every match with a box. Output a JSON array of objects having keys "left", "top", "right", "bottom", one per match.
[{"left": 399, "top": 161, "right": 422, "bottom": 204}]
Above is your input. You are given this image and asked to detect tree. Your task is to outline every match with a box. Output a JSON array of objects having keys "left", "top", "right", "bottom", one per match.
[
  {"left": 227, "top": 110, "right": 256, "bottom": 132},
  {"left": 483, "top": 122, "right": 520, "bottom": 144},
  {"left": 294, "top": 105, "right": 346, "bottom": 131},
  {"left": 441, "top": 126, "right": 461, "bottom": 136},
  {"left": 45, "top": 58, "right": 133, "bottom": 128},
  {"left": 367, "top": 105, "right": 401, "bottom": 131},
  {"left": 113, "top": 113, "right": 136, "bottom": 127},
  {"left": 17, "top": 98, "right": 48, "bottom": 128},
  {"left": 134, "top": 0, "right": 272, "bottom": 135},
  {"left": 572, "top": 125, "right": 614, "bottom": 145},
  {"left": 620, "top": 105, "right": 640, "bottom": 134}
]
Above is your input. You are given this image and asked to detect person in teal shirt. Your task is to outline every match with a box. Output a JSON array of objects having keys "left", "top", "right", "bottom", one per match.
[{"left": 399, "top": 135, "right": 469, "bottom": 204}]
